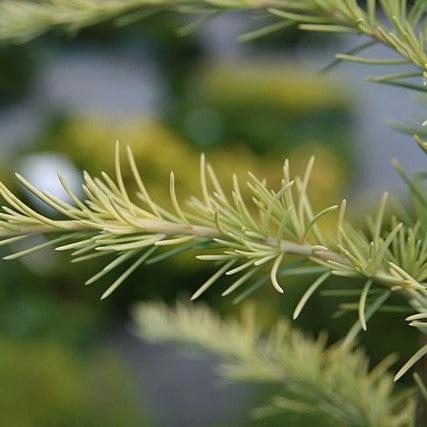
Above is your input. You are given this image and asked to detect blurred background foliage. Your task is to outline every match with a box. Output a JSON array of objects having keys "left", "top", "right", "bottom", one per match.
[
  {"left": 0, "top": 46, "right": 36, "bottom": 104},
  {"left": 0, "top": 340, "right": 148, "bottom": 427},
  {"left": 0, "top": 14, "right": 419, "bottom": 427}
]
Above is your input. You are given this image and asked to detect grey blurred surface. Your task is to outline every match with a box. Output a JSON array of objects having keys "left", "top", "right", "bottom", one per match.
[{"left": 115, "top": 328, "right": 254, "bottom": 427}]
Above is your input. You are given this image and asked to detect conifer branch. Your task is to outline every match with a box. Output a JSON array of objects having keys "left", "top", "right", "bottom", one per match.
[
  {"left": 0, "top": 144, "right": 422, "bottom": 304},
  {"left": 1, "top": 0, "right": 426, "bottom": 84},
  {"left": 133, "top": 301, "right": 414, "bottom": 427},
  {"left": 1, "top": 142, "right": 427, "bottom": 379},
  {"left": 1, "top": 1, "right": 427, "bottom": 386}
]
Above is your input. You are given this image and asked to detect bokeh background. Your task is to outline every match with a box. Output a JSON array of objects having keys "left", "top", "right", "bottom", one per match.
[{"left": 0, "top": 13, "right": 424, "bottom": 427}]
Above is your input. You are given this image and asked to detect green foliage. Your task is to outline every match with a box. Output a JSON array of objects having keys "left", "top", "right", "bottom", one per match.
[
  {"left": 134, "top": 301, "right": 414, "bottom": 427},
  {"left": 1, "top": 0, "right": 427, "bottom": 422},
  {"left": 0, "top": 142, "right": 426, "bottom": 379},
  {"left": 1, "top": 1, "right": 426, "bottom": 90},
  {"left": 0, "top": 45, "right": 35, "bottom": 103},
  {"left": 0, "top": 340, "right": 149, "bottom": 426},
  {"left": 176, "top": 61, "right": 354, "bottom": 164},
  {"left": 28, "top": 112, "right": 348, "bottom": 206}
]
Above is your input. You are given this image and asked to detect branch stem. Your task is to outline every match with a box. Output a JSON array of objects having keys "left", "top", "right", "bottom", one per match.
[{"left": 1, "top": 217, "right": 403, "bottom": 289}]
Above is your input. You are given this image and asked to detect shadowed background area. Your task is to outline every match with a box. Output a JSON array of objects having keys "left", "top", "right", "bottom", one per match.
[{"left": 0, "top": 12, "right": 422, "bottom": 427}]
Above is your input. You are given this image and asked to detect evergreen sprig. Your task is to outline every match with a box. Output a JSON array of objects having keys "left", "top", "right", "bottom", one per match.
[
  {"left": 134, "top": 301, "right": 414, "bottom": 427},
  {"left": 0, "top": 142, "right": 426, "bottom": 379},
  {"left": 1, "top": 1, "right": 426, "bottom": 90},
  {"left": 1, "top": 0, "right": 427, "bottom": 391}
]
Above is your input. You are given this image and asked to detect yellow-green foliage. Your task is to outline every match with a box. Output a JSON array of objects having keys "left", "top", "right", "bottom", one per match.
[
  {"left": 197, "top": 62, "right": 349, "bottom": 112},
  {"left": 134, "top": 301, "right": 414, "bottom": 427},
  {"left": 0, "top": 340, "right": 149, "bottom": 427},
  {"left": 0, "top": 0, "right": 426, "bottom": 422},
  {"left": 43, "top": 115, "right": 346, "bottom": 209}
]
